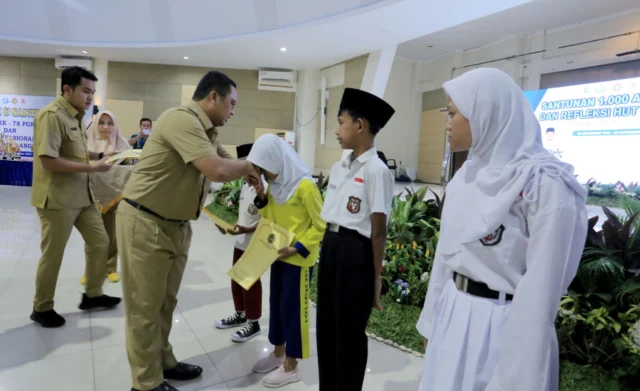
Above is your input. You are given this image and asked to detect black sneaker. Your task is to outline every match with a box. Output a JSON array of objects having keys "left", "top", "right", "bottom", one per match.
[
  {"left": 215, "top": 312, "right": 246, "bottom": 329},
  {"left": 132, "top": 381, "right": 178, "bottom": 391},
  {"left": 231, "top": 320, "right": 261, "bottom": 343},
  {"left": 78, "top": 294, "right": 121, "bottom": 311},
  {"left": 30, "top": 309, "right": 66, "bottom": 328}
]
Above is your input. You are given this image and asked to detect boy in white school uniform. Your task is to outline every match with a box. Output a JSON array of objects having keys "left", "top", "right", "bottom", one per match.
[
  {"left": 215, "top": 143, "right": 266, "bottom": 343},
  {"left": 316, "top": 88, "right": 396, "bottom": 391}
]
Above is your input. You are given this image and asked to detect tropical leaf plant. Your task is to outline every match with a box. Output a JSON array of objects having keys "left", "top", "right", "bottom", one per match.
[{"left": 560, "top": 203, "right": 640, "bottom": 378}]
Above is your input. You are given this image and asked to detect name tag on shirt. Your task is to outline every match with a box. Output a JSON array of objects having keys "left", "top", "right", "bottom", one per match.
[{"left": 70, "top": 127, "right": 78, "bottom": 131}]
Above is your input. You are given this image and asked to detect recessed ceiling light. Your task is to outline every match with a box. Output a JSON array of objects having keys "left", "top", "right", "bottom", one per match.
[
  {"left": 82, "top": 50, "right": 88, "bottom": 54},
  {"left": 280, "top": 47, "right": 287, "bottom": 52},
  {"left": 183, "top": 56, "right": 189, "bottom": 60}
]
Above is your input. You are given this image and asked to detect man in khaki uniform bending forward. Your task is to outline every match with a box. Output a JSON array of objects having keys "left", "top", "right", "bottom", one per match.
[
  {"left": 116, "top": 71, "right": 260, "bottom": 391},
  {"left": 30, "top": 66, "right": 122, "bottom": 328}
]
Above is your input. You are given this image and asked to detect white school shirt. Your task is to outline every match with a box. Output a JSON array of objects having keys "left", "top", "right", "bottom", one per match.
[
  {"left": 234, "top": 183, "right": 263, "bottom": 251},
  {"left": 321, "top": 147, "right": 394, "bottom": 238},
  {"left": 417, "top": 174, "right": 588, "bottom": 391}
]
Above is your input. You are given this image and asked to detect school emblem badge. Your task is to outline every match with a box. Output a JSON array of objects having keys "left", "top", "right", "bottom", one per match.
[
  {"left": 347, "top": 196, "right": 361, "bottom": 214},
  {"left": 479, "top": 225, "right": 505, "bottom": 246},
  {"left": 248, "top": 203, "right": 258, "bottom": 216},
  {"left": 267, "top": 234, "right": 276, "bottom": 244}
]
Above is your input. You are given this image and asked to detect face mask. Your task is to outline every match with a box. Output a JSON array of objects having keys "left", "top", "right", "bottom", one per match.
[{"left": 142, "top": 129, "right": 151, "bottom": 135}]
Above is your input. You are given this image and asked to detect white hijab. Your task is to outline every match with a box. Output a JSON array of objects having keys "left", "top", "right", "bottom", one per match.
[
  {"left": 87, "top": 110, "right": 130, "bottom": 155},
  {"left": 248, "top": 134, "right": 313, "bottom": 205},
  {"left": 437, "top": 68, "right": 587, "bottom": 255}
]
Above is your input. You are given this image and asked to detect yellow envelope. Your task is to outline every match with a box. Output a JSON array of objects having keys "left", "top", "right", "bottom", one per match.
[
  {"left": 106, "top": 149, "right": 142, "bottom": 163},
  {"left": 227, "top": 218, "right": 294, "bottom": 290}
]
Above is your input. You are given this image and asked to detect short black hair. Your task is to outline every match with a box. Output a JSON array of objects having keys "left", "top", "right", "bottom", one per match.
[
  {"left": 60, "top": 66, "right": 98, "bottom": 95},
  {"left": 192, "top": 71, "right": 237, "bottom": 101},
  {"left": 140, "top": 118, "right": 152, "bottom": 126},
  {"left": 338, "top": 108, "right": 382, "bottom": 135},
  {"left": 546, "top": 127, "right": 555, "bottom": 133}
]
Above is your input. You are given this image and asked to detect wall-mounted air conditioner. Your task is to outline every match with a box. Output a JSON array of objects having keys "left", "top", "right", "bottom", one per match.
[
  {"left": 55, "top": 57, "right": 93, "bottom": 71},
  {"left": 258, "top": 69, "right": 297, "bottom": 92}
]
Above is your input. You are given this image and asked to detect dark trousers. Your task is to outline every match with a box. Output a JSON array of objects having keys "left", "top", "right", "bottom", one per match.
[
  {"left": 317, "top": 230, "right": 374, "bottom": 391},
  {"left": 231, "top": 248, "right": 262, "bottom": 320},
  {"left": 269, "top": 261, "right": 313, "bottom": 359}
]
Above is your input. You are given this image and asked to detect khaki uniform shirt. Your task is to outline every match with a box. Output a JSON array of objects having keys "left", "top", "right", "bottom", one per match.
[
  {"left": 123, "top": 101, "right": 233, "bottom": 221},
  {"left": 31, "top": 96, "right": 93, "bottom": 209}
]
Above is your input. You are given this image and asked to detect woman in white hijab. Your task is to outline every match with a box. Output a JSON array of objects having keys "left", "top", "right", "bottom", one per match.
[
  {"left": 417, "top": 68, "right": 587, "bottom": 391},
  {"left": 82, "top": 110, "right": 133, "bottom": 284},
  {"left": 247, "top": 134, "right": 326, "bottom": 389}
]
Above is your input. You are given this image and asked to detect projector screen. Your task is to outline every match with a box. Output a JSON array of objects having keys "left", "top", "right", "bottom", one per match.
[{"left": 524, "top": 77, "right": 640, "bottom": 184}]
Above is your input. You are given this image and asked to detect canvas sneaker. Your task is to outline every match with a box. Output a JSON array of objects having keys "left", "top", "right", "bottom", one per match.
[
  {"left": 215, "top": 312, "right": 246, "bottom": 329},
  {"left": 262, "top": 365, "right": 301, "bottom": 388},
  {"left": 253, "top": 353, "right": 285, "bottom": 374},
  {"left": 231, "top": 320, "right": 261, "bottom": 343}
]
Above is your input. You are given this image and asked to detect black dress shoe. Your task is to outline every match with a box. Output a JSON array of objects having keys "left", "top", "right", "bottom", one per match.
[
  {"left": 163, "top": 362, "right": 203, "bottom": 381},
  {"left": 78, "top": 294, "right": 121, "bottom": 310},
  {"left": 131, "top": 381, "right": 179, "bottom": 391},
  {"left": 30, "top": 309, "right": 65, "bottom": 328}
]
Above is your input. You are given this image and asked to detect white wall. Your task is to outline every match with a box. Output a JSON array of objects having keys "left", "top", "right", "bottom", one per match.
[
  {"left": 377, "top": 58, "right": 422, "bottom": 172},
  {"left": 416, "top": 9, "right": 640, "bottom": 92}
]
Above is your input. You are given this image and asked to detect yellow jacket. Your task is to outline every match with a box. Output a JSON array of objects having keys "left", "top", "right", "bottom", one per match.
[{"left": 258, "top": 179, "right": 326, "bottom": 268}]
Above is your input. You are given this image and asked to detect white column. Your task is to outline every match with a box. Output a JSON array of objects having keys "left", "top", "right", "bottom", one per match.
[
  {"left": 93, "top": 58, "right": 108, "bottom": 111},
  {"left": 295, "top": 69, "right": 320, "bottom": 172},
  {"left": 360, "top": 44, "right": 398, "bottom": 98},
  {"left": 524, "top": 31, "right": 545, "bottom": 91}
]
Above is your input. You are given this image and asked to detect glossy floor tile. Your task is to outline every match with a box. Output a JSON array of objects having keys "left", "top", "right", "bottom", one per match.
[{"left": 0, "top": 184, "right": 428, "bottom": 391}]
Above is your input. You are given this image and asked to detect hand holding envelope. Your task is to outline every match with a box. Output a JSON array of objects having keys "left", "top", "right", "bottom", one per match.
[
  {"left": 106, "top": 149, "right": 143, "bottom": 164},
  {"left": 227, "top": 218, "right": 295, "bottom": 290}
]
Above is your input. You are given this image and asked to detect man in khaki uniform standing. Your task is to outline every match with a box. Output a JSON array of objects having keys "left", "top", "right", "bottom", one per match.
[
  {"left": 30, "top": 66, "right": 122, "bottom": 328},
  {"left": 117, "top": 71, "right": 260, "bottom": 391}
]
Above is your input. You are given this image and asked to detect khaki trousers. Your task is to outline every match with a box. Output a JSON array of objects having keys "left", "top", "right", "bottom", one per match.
[
  {"left": 34, "top": 204, "right": 107, "bottom": 312},
  {"left": 116, "top": 201, "right": 192, "bottom": 391}
]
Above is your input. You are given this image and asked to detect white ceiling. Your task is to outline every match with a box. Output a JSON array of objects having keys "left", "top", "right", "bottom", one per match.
[
  {"left": 0, "top": 0, "right": 530, "bottom": 70},
  {"left": 1, "top": 0, "right": 389, "bottom": 45},
  {"left": 397, "top": 0, "right": 640, "bottom": 61}
]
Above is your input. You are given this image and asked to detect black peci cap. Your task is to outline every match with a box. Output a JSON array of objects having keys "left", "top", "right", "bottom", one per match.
[
  {"left": 236, "top": 143, "right": 253, "bottom": 159},
  {"left": 339, "top": 88, "right": 395, "bottom": 128}
]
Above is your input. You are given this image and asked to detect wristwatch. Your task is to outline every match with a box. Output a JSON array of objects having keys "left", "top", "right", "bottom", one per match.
[{"left": 98, "top": 152, "right": 104, "bottom": 160}]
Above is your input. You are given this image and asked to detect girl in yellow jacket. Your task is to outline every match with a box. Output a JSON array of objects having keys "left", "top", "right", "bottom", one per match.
[{"left": 247, "top": 134, "right": 326, "bottom": 388}]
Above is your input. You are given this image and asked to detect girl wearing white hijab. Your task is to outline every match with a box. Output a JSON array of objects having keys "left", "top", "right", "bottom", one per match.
[
  {"left": 417, "top": 68, "right": 587, "bottom": 391},
  {"left": 247, "top": 134, "right": 326, "bottom": 388},
  {"left": 82, "top": 110, "right": 133, "bottom": 284}
]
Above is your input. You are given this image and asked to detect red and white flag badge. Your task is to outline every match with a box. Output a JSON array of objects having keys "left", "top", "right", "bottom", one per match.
[{"left": 354, "top": 177, "right": 364, "bottom": 184}]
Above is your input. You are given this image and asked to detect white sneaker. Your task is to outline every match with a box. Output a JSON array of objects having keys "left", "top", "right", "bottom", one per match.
[
  {"left": 253, "top": 353, "right": 285, "bottom": 374},
  {"left": 262, "top": 365, "right": 301, "bottom": 388}
]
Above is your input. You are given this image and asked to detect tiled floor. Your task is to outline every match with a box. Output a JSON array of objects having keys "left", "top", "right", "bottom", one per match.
[{"left": 0, "top": 184, "right": 426, "bottom": 391}]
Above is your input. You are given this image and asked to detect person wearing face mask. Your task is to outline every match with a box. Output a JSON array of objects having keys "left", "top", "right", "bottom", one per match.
[
  {"left": 247, "top": 134, "right": 326, "bottom": 389},
  {"left": 129, "top": 118, "right": 152, "bottom": 149},
  {"left": 416, "top": 68, "right": 588, "bottom": 391},
  {"left": 80, "top": 110, "right": 133, "bottom": 285},
  {"left": 116, "top": 71, "right": 261, "bottom": 391}
]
